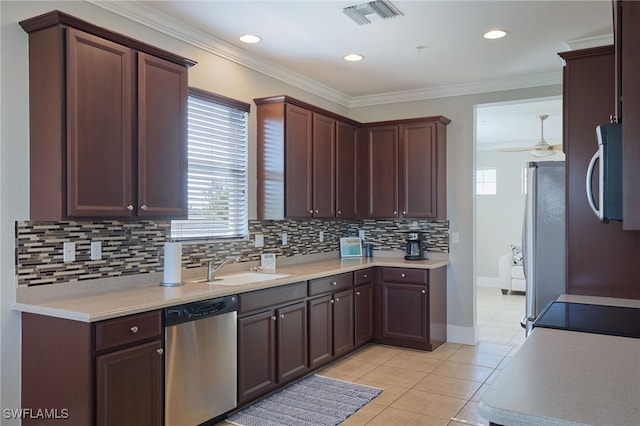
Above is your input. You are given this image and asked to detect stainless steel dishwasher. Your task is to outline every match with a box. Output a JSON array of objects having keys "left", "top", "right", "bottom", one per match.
[{"left": 164, "top": 295, "right": 238, "bottom": 426}]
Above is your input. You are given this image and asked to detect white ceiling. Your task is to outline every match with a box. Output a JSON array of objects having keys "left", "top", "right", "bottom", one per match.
[{"left": 93, "top": 0, "right": 613, "bottom": 148}]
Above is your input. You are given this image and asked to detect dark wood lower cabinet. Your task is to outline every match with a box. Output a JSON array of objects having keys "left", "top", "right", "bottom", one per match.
[
  {"left": 382, "top": 282, "right": 428, "bottom": 343},
  {"left": 21, "top": 311, "right": 163, "bottom": 426},
  {"left": 237, "top": 301, "right": 308, "bottom": 405},
  {"left": 96, "top": 340, "right": 163, "bottom": 426},
  {"left": 308, "top": 289, "right": 354, "bottom": 370},
  {"left": 354, "top": 283, "right": 373, "bottom": 346}
]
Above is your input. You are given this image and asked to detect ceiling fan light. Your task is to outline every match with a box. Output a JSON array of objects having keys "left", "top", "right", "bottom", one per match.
[{"left": 531, "top": 148, "right": 555, "bottom": 158}]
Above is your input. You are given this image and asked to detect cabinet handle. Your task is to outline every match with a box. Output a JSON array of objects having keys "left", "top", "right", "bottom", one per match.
[
  {"left": 356, "top": 291, "right": 360, "bottom": 296},
  {"left": 126, "top": 205, "right": 134, "bottom": 211},
  {"left": 401, "top": 273, "right": 406, "bottom": 278},
  {"left": 156, "top": 348, "right": 164, "bottom": 355},
  {"left": 141, "top": 205, "right": 148, "bottom": 211},
  {"left": 130, "top": 326, "right": 139, "bottom": 333},
  {"left": 331, "top": 281, "right": 337, "bottom": 286},
  {"left": 271, "top": 316, "right": 276, "bottom": 321},
  {"left": 280, "top": 314, "right": 285, "bottom": 319},
  {"left": 363, "top": 274, "right": 368, "bottom": 278},
  {"left": 422, "top": 289, "right": 426, "bottom": 294}
]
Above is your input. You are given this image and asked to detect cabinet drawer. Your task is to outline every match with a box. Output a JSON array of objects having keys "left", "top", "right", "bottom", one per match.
[
  {"left": 239, "top": 281, "right": 307, "bottom": 315},
  {"left": 354, "top": 268, "right": 374, "bottom": 286},
  {"left": 95, "top": 310, "right": 161, "bottom": 352},
  {"left": 382, "top": 267, "right": 428, "bottom": 284},
  {"left": 308, "top": 273, "right": 352, "bottom": 296}
]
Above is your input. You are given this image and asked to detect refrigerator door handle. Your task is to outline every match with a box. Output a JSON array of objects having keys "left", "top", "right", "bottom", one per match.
[{"left": 585, "top": 149, "right": 603, "bottom": 220}]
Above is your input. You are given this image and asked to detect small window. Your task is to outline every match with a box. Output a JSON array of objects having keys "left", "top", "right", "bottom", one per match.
[
  {"left": 521, "top": 165, "right": 528, "bottom": 194},
  {"left": 171, "top": 89, "right": 250, "bottom": 240},
  {"left": 476, "top": 167, "right": 497, "bottom": 195}
]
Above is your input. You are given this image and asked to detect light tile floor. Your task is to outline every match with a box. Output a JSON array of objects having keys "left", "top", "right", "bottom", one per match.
[{"left": 222, "top": 287, "right": 525, "bottom": 426}]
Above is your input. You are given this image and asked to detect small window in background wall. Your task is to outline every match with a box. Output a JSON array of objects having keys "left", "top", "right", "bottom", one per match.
[
  {"left": 521, "top": 165, "right": 528, "bottom": 195},
  {"left": 476, "top": 167, "right": 497, "bottom": 195}
]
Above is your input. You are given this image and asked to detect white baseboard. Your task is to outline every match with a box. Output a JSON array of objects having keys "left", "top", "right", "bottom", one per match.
[
  {"left": 477, "top": 276, "right": 501, "bottom": 288},
  {"left": 447, "top": 325, "right": 478, "bottom": 346}
]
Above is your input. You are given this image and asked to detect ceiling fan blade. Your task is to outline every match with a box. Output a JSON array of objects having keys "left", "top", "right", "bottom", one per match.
[{"left": 496, "top": 146, "right": 532, "bottom": 152}]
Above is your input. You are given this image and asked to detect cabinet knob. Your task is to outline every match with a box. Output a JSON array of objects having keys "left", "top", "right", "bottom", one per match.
[
  {"left": 280, "top": 314, "right": 285, "bottom": 319},
  {"left": 356, "top": 291, "right": 360, "bottom": 296},
  {"left": 422, "top": 289, "right": 426, "bottom": 294},
  {"left": 126, "top": 205, "right": 134, "bottom": 211},
  {"left": 335, "top": 297, "right": 340, "bottom": 302},
  {"left": 337, "top": 210, "right": 342, "bottom": 215},
  {"left": 315, "top": 209, "right": 319, "bottom": 213},
  {"left": 401, "top": 273, "right": 406, "bottom": 278},
  {"left": 271, "top": 316, "right": 276, "bottom": 321},
  {"left": 130, "top": 325, "right": 139, "bottom": 333},
  {"left": 330, "top": 299, "right": 335, "bottom": 304},
  {"left": 141, "top": 205, "right": 148, "bottom": 211},
  {"left": 393, "top": 210, "right": 397, "bottom": 215},
  {"left": 403, "top": 210, "right": 406, "bottom": 215},
  {"left": 156, "top": 348, "right": 164, "bottom": 355},
  {"left": 363, "top": 274, "right": 368, "bottom": 278},
  {"left": 331, "top": 281, "right": 337, "bottom": 286},
  {"left": 309, "top": 209, "right": 314, "bottom": 214}
]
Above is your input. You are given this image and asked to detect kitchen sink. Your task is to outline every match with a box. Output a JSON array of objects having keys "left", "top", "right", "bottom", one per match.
[{"left": 190, "top": 272, "right": 291, "bottom": 286}]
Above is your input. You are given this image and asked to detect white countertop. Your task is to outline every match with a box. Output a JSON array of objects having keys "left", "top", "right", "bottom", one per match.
[
  {"left": 479, "top": 295, "right": 640, "bottom": 426},
  {"left": 13, "top": 253, "right": 448, "bottom": 322}
]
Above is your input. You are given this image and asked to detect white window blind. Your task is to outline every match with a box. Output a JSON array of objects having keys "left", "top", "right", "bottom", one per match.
[{"left": 171, "top": 89, "right": 249, "bottom": 240}]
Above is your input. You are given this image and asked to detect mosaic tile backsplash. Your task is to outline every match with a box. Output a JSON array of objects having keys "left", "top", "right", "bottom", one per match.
[{"left": 15, "top": 218, "right": 448, "bottom": 286}]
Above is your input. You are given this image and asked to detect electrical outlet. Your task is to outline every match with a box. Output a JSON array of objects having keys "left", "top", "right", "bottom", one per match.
[
  {"left": 63, "top": 242, "right": 75, "bottom": 262},
  {"left": 90, "top": 241, "right": 102, "bottom": 260},
  {"left": 451, "top": 232, "right": 460, "bottom": 244},
  {"left": 319, "top": 231, "right": 324, "bottom": 243},
  {"left": 358, "top": 229, "right": 365, "bottom": 240},
  {"left": 254, "top": 234, "right": 264, "bottom": 248},
  {"left": 281, "top": 232, "right": 288, "bottom": 245}
]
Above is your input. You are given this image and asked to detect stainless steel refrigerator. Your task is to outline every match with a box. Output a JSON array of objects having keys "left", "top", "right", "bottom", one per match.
[{"left": 522, "top": 161, "right": 566, "bottom": 335}]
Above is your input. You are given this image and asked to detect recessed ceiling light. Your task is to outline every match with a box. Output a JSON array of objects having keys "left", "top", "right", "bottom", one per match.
[
  {"left": 343, "top": 53, "right": 364, "bottom": 62},
  {"left": 239, "top": 34, "right": 261, "bottom": 44},
  {"left": 483, "top": 29, "right": 508, "bottom": 40}
]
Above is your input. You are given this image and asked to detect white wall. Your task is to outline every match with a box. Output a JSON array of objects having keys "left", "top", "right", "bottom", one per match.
[{"left": 1, "top": 1, "right": 563, "bottom": 416}]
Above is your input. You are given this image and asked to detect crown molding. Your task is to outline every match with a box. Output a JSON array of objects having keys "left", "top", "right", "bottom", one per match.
[
  {"left": 90, "top": 0, "right": 566, "bottom": 109},
  {"left": 564, "top": 34, "right": 613, "bottom": 51}
]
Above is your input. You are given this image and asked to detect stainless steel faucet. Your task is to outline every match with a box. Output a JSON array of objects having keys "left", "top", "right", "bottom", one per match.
[{"left": 207, "top": 256, "right": 241, "bottom": 281}]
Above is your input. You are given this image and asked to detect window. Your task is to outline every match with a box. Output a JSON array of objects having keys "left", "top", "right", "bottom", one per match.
[
  {"left": 521, "top": 165, "right": 528, "bottom": 194},
  {"left": 171, "top": 88, "right": 250, "bottom": 240},
  {"left": 476, "top": 167, "right": 497, "bottom": 195}
]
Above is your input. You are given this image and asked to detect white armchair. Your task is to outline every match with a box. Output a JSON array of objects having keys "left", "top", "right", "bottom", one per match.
[{"left": 498, "top": 252, "right": 526, "bottom": 294}]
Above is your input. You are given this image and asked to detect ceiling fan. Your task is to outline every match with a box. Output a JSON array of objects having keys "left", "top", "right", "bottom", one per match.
[{"left": 499, "top": 115, "right": 562, "bottom": 157}]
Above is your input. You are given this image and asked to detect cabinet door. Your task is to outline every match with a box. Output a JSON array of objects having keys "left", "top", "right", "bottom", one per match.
[
  {"left": 333, "top": 289, "right": 354, "bottom": 357},
  {"left": 138, "top": 52, "right": 188, "bottom": 218},
  {"left": 285, "top": 104, "right": 313, "bottom": 217},
  {"left": 66, "top": 28, "right": 134, "bottom": 217},
  {"left": 354, "top": 284, "right": 373, "bottom": 346},
  {"left": 366, "top": 126, "right": 398, "bottom": 218},
  {"left": 400, "top": 122, "right": 438, "bottom": 218},
  {"left": 336, "top": 121, "right": 358, "bottom": 218},
  {"left": 622, "top": 0, "right": 640, "bottom": 229},
  {"left": 277, "top": 302, "right": 308, "bottom": 383},
  {"left": 382, "top": 283, "right": 428, "bottom": 343},
  {"left": 238, "top": 310, "right": 277, "bottom": 404},
  {"left": 96, "top": 339, "right": 163, "bottom": 426},
  {"left": 312, "top": 113, "right": 336, "bottom": 217},
  {"left": 308, "top": 294, "right": 333, "bottom": 369}
]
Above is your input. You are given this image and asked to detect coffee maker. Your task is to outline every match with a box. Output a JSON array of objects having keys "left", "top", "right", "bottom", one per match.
[{"left": 404, "top": 232, "right": 425, "bottom": 260}]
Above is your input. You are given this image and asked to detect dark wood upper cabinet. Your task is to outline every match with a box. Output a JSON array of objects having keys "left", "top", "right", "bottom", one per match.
[
  {"left": 255, "top": 96, "right": 360, "bottom": 220},
  {"left": 335, "top": 121, "right": 359, "bottom": 218},
  {"left": 360, "top": 117, "right": 449, "bottom": 219},
  {"left": 560, "top": 46, "right": 640, "bottom": 300},
  {"left": 621, "top": 0, "right": 640, "bottom": 229},
  {"left": 20, "top": 11, "right": 194, "bottom": 221}
]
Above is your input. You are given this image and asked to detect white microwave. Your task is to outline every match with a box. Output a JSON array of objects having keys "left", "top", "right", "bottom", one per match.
[{"left": 586, "top": 123, "right": 623, "bottom": 222}]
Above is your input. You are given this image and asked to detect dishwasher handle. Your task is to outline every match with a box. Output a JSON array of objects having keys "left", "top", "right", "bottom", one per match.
[{"left": 164, "top": 295, "right": 238, "bottom": 327}]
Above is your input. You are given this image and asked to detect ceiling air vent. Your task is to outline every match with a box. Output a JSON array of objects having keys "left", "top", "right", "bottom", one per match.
[{"left": 343, "top": 0, "right": 403, "bottom": 25}]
